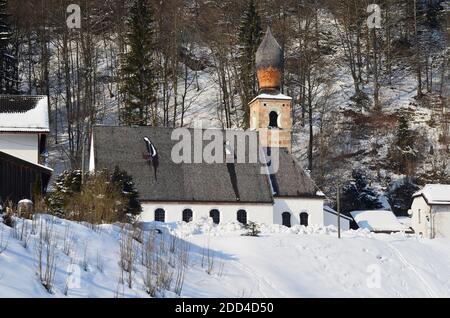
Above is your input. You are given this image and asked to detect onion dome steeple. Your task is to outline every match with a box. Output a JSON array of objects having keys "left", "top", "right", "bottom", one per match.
[{"left": 255, "top": 27, "right": 283, "bottom": 93}]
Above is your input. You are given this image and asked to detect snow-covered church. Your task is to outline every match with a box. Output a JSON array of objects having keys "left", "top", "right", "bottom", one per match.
[{"left": 89, "top": 28, "right": 342, "bottom": 227}]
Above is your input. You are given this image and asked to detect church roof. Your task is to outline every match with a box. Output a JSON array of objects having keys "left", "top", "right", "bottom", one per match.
[
  {"left": 255, "top": 27, "right": 283, "bottom": 70},
  {"left": 0, "top": 95, "right": 49, "bottom": 132},
  {"left": 91, "top": 126, "right": 322, "bottom": 203},
  {"left": 269, "top": 149, "right": 323, "bottom": 198}
]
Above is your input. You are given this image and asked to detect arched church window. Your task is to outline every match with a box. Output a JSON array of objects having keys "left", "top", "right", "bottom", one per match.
[
  {"left": 182, "top": 209, "right": 193, "bottom": 223},
  {"left": 269, "top": 111, "right": 279, "bottom": 128},
  {"left": 210, "top": 209, "right": 220, "bottom": 224},
  {"left": 300, "top": 212, "right": 309, "bottom": 227},
  {"left": 282, "top": 212, "right": 291, "bottom": 228},
  {"left": 155, "top": 208, "right": 165, "bottom": 222},
  {"left": 237, "top": 209, "right": 247, "bottom": 225}
]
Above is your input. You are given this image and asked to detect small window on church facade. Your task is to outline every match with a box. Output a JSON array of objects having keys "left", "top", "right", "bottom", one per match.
[
  {"left": 300, "top": 212, "right": 309, "bottom": 227},
  {"left": 269, "top": 111, "right": 279, "bottom": 128},
  {"left": 155, "top": 208, "right": 165, "bottom": 222},
  {"left": 237, "top": 209, "right": 247, "bottom": 225},
  {"left": 282, "top": 212, "right": 291, "bottom": 228},
  {"left": 210, "top": 209, "right": 220, "bottom": 224},
  {"left": 182, "top": 209, "right": 193, "bottom": 223}
]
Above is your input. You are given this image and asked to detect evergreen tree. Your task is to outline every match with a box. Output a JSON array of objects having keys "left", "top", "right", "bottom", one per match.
[
  {"left": 390, "top": 115, "right": 417, "bottom": 175},
  {"left": 238, "top": 0, "right": 262, "bottom": 128},
  {"left": 0, "top": 0, "right": 18, "bottom": 94},
  {"left": 120, "top": 0, "right": 157, "bottom": 126},
  {"left": 387, "top": 178, "right": 419, "bottom": 216},
  {"left": 47, "top": 170, "right": 83, "bottom": 217},
  {"left": 111, "top": 166, "right": 142, "bottom": 217},
  {"left": 340, "top": 170, "right": 383, "bottom": 214}
]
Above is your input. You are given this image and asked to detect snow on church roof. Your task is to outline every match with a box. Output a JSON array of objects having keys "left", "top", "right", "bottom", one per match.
[
  {"left": 249, "top": 93, "right": 292, "bottom": 104},
  {"left": 350, "top": 210, "right": 409, "bottom": 232},
  {"left": 413, "top": 184, "right": 450, "bottom": 205},
  {"left": 0, "top": 95, "right": 49, "bottom": 132}
]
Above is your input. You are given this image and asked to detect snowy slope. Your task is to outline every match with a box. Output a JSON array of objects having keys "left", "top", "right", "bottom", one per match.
[{"left": 1, "top": 215, "right": 450, "bottom": 298}]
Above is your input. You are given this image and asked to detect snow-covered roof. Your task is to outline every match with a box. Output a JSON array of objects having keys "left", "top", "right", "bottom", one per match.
[
  {"left": 413, "top": 184, "right": 450, "bottom": 205},
  {"left": 250, "top": 93, "right": 292, "bottom": 104},
  {"left": 350, "top": 210, "right": 410, "bottom": 232},
  {"left": 0, "top": 95, "right": 49, "bottom": 132},
  {"left": 323, "top": 206, "right": 353, "bottom": 220}
]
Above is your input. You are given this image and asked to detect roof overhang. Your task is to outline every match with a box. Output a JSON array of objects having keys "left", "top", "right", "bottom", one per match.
[
  {"left": 0, "top": 129, "right": 50, "bottom": 133},
  {"left": 412, "top": 193, "right": 450, "bottom": 205},
  {"left": 0, "top": 151, "right": 53, "bottom": 174}
]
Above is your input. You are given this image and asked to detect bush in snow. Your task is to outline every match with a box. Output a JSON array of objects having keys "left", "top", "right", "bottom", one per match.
[
  {"left": 49, "top": 168, "right": 141, "bottom": 223},
  {"left": 35, "top": 218, "right": 58, "bottom": 293},
  {"left": 242, "top": 221, "right": 261, "bottom": 237},
  {"left": 0, "top": 226, "right": 8, "bottom": 254},
  {"left": 66, "top": 171, "right": 126, "bottom": 224},
  {"left": 2, "top": 201, "right": 15, "bottom": 227},
  {"left": 111, "top": 166, "right": 142, "bottom": 219},
  {"left": 47, "top": 170, "right": 83, "bottom": 217},
  {"left": 340, "top": 170, "right": 383, "bottom": 214}
]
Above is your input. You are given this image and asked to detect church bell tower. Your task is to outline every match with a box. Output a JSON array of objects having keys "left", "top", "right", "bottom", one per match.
[{"left": 249, "top": 27, "right": 292, "bottom": 152}]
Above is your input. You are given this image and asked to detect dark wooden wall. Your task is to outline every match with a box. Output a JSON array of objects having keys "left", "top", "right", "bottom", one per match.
[{"left": 0, "top": 152, "right": 51, "bottom": 204}]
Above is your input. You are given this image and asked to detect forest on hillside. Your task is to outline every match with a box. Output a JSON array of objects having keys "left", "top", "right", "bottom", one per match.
[{"left": 1, "top": 0, "right": 449, "bottom": 215}]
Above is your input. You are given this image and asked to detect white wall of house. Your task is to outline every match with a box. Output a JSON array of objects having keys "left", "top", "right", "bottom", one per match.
[
  {"left": 0, "top": 134, "right": 39, "bottom": 164},
  {"left": 410, "top": 196, "right": 450, "bottom": 238},
  {"left": 140, "top": 202, "right": 274, "bottom": 224},
  {"left": 324, "top": 211, "right": 350, "bottom": 231},
  {"left": 273, "top": 197, "right": 324, "bottom": 226},
  {"left": 410, "top": 196, "right": 431, "bottom": 237},
  {"left": 432, "top": 205, "right": 450, "bottom": 238}
]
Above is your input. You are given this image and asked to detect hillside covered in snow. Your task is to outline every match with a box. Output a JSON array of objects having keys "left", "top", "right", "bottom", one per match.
[{"left": 1, "top": 215, "right": 450, "bottom": 298}]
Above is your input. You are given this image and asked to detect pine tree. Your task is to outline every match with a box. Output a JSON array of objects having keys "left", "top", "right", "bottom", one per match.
[
  {"left": 0, "top": 0, "right": 18, "bottom": 94},
  {"left": 111, "top": 166, "right": 142, "bottom": 217},
  {"left": 387, "top": 178, "right": 419, "bottom": 216},
  {"left": 238, "top": 0, "right": 262, "bottom": 128},
  {"left": 120, "top": 0, "right": 157, "bottom": 126},
  {"left": 340, "top": 170, "right": 383, "bottom": 214},
  {"left": 391, "top": 115, "right": 417, "bottom": 174},
  {"left": 47, "top": 170, "right": 83, "bottom": 217}
]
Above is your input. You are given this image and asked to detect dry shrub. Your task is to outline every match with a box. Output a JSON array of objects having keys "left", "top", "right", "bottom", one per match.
[
  {"left": 0, "top": 226, "right": 8, "bottom": 254},
  {"left": 119, "top": 226, "right": 135, "bottom": 289},
  {"left": 17, "top": 200, "right": 33, "bottom": 220},
  {"left": 67, "top": 171, "right": 126, "bottom": 224},
  {"left": 35, "top": 218, "right": 58, "bottom": 293},
  {"left": 2, "top": 201, "right": 15, "bottom": 227}
]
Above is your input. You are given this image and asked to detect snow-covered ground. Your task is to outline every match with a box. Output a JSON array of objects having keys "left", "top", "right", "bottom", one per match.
[{"left": 1, "top": 215, "right": 450, "bottom": 298}]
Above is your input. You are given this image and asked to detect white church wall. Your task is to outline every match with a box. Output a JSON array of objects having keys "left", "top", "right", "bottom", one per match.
[
  {"left": 324, "top": 211, "right": 350, "bottom": 231},
  {"left": 410, "top": 196, "right": 431, "bottom": 237},
  {"left": 273, "top": 197, "right": 324, "bottom": 226},
  {"left": 0, "top": 133, "right": 39, "bottom": 164},
  {"left": 140, "top": 202, "right": 274, "bottom": 225}
]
